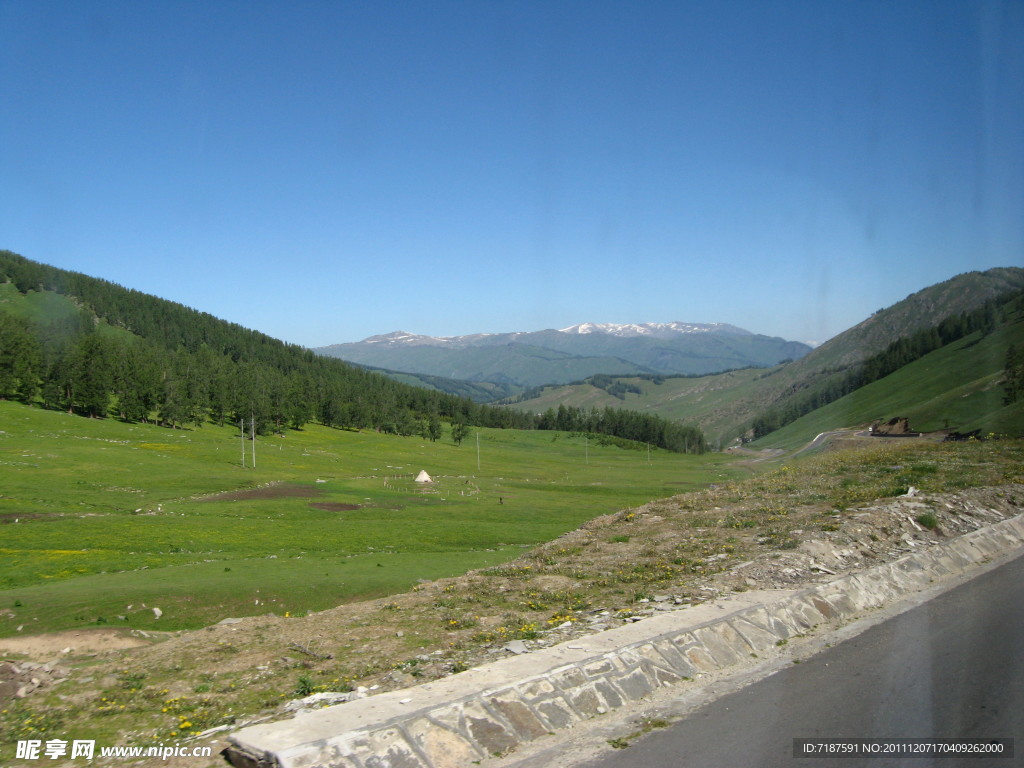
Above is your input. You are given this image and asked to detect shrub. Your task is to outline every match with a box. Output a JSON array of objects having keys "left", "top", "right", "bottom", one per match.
[{"left": 294, "top": 675, "right": 316, "bottom": 697}]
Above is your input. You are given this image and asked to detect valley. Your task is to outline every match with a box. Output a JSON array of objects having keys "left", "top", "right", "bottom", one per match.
[
  {"left": 3, "top": 5, "right": 1021, "bottom": 764},
  {"left": 0, "top": 399, "right": 741, "bottom": 639},
  {"left": 2, "top": 253, "right": 1024, "bottom": 764}
]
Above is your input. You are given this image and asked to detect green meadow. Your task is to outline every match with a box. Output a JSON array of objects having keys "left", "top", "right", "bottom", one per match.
[{"left": 0, "top": 400, "right": 743, "bottom": 636}]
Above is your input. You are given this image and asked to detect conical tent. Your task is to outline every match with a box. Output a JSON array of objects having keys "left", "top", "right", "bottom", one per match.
[{"left": 414, "top": 470, "right": 432, "bottom": 483}]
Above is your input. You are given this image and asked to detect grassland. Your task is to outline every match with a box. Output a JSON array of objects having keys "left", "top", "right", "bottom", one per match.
[
  {"left": 0, "top": 400, "right": 743, "bottom": 637},
  {"left": 0, "top": 281, "right": 81, "bottom": 324},
  {"left": 508, "top": 367, "right": 770, "bottom": 447},
  {"left": 1, "top": 435, "right": 1020, "bottom": 763}
]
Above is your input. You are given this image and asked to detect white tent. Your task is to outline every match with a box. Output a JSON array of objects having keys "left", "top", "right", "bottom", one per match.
[{"left": 414, "top": 470, "right": 432, "bottom": 483}]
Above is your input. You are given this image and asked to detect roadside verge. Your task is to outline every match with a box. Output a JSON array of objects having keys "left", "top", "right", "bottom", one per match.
[{"left": 226, "top": 511, "right": 1024, "bottom": 768}]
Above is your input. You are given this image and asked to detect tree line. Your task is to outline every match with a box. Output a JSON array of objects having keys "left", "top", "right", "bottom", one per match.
[
  {"left": 0, "top": 251, "right": 706, "bottom": 453},
  {"left": 536, "top": 404, "right": 706, "bottom": 453}
]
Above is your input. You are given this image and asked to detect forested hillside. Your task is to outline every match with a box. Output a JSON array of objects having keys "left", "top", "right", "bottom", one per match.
[
  {"left": 752, "top": 295, "right": 1024, "bottom": 449},
  {"left": 0, "top": 251, "right": 706, "bottom": 453},
  {"left": 750, "top": 287, "right": 1024, "bottom": 438}
]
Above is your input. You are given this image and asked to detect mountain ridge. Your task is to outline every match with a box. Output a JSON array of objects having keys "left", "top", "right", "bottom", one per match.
[
  {"left": 347, "top": 320, "right": 758, "bottom": 347},
  {"left": 315, "top": 322, "right": 811, "bottom": 390}
]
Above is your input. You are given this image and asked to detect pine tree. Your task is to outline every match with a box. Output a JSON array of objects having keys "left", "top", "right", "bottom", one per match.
[
  {"left": 0, "top": 314, "right": 42, "bottom": 402},
  {"left": 67, "top": 334, "right": 114, "bottom": 417},
  {"left": 451, "top": 420, "right": 469, "bottom": 445}
]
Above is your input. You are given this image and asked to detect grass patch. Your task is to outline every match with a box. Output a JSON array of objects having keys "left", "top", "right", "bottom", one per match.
[{"left": 609, "top": 717, "right": 673, "bottom": 749}]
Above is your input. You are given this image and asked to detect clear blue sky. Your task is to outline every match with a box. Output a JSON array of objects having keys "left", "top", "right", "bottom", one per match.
[{"left": 2, "top": 1, "right": 1021, "bottom": 347}]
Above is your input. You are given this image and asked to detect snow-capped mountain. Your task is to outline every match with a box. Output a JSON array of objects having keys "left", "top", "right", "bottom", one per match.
[
  {"left": 557, "top": 321, "right": 751, "bottom": 338},
  {"left": 361, "top": 322, "right": 751, "bottom": 346},
  {"left": 314, "top": 322, "right": 812, "bottom": 391},
  {"left": 362, "top": 331, "right": 453, "bottom": 346}
]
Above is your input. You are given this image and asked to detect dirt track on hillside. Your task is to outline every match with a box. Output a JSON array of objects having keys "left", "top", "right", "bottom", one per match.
[{"left": 0, "top": 628, "right": 154, "bottom": 658}]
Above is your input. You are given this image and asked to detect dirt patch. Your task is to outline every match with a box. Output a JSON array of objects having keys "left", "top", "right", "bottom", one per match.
[
  {"left": 309, "top": 502, "right": 361, "bottom": 511},
  {"left": 0, "top": 512, "right": 60, "bottom": 524},
  {"left": 0, "top": 628, "right": 155, "bottom": 660},
  {"left": 530, "top": 574, "right": 578, "bottom": 591},
  {"left": 198, "top": 483, "right": 324, "bottom": 502},
  {"left": 1, "top": 659, "right": 69, "bottom": 701}
]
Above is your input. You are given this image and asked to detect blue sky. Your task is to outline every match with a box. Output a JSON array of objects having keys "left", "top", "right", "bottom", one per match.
[{"left": 2, "top": 1, "right": 1021, "bottom": 347}]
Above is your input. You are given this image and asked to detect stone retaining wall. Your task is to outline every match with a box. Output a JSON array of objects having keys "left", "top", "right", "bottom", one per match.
[{"left": 226, "top": 513, "right": 1024, "bottom": 768}]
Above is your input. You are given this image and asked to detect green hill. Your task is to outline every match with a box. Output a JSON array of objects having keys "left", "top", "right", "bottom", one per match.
[
  {"left": 369, "top": 366, "right": 521, "bottom": 402},
  {"left": 335, "top": 340, "right": 653, "bottom": 390},
  {"left": 0, "top": 250, "right": 704, "bottom": 453},
  {"left": 508, "top": 368, "right": 769, "bottom": 449},
  {"left": 1, "top": 250, "right": 520, "bottom": 434},
  {"left": 754, "top": 308, "right": 1024, "bottom": 450}
]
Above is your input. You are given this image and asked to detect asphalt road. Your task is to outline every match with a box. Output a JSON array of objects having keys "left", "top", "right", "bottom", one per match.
[{"left": 575, "top": 553, "right": 1024, "bottom": 768}]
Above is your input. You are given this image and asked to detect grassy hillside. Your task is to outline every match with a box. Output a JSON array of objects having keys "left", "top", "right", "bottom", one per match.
[
  {"left": 509, "top": 367, "right": 770, "bottom": 448},
  {"left": 0, "top": 400, "right": 743, "bottom": 637},
  {"left": 511, "top": 268, "right": 1024, "bottom": 444},
  {"left": 803, "top": 266, "right": 1024, "bottom": 371},
  {"left": 0, "top": 280, "right": 81, "bottom": 324},
  {"left": 754, "top": 313, "right": 1024, "bottom": 451}
]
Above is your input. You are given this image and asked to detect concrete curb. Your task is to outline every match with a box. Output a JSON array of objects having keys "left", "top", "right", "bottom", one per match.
[{"left": 225, "top": 513, "right": 1024, "bottom": 768}]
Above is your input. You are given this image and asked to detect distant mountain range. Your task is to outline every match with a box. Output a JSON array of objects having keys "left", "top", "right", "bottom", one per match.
[{"left": 314, "top": 323, "right": 813, "bottom": 391}]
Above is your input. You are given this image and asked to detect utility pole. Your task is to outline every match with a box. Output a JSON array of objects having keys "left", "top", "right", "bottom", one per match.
[
  {"left": 240, "top": 418, "right": 246, "bottom": 468},
  {"left": 250, "top": 412, "right": 256, "bottom": 469}
]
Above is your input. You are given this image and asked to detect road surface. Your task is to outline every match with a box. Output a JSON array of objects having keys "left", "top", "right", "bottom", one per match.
[{"left": 573, "top": 552, "right": 1023, "bottom": 768}]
